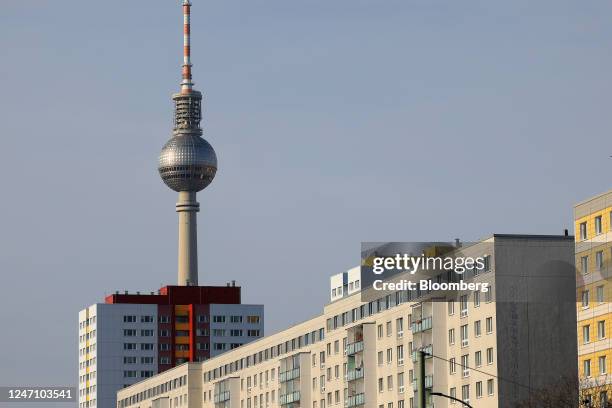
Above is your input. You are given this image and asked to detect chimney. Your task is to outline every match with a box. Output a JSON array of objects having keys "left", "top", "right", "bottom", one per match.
[
  {"left": 564, "top": 229, "right": 569, "bottom": 237},
  {"left": 232, "top": 280, "right": 236, "bottom": 287},
  {"left": 455, "top": 238, "right": 461, "bottom": 248}
]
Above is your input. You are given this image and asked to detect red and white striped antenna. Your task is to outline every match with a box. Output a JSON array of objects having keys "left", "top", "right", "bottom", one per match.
[{"left": 181, "top": 0, "right": 194, "bottom": 93}]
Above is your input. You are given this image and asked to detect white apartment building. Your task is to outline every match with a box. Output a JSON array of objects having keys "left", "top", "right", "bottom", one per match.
[
  {"left": 117, "top": 235, "right": 577, "bottom": 408},
  {"left": 79, "top": 286, "right": 264, "bottom": 408}
]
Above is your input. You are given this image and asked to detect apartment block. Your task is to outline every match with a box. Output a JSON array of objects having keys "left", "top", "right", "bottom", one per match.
[
  {"left": 79, "top": 285, "right": 263, "bottom": 408},
  {"left": 117, "top": 235, "right": 576, "bottom": 408},
  {"left": 575, "top": 190, "right": 612, "bottom": 406}
]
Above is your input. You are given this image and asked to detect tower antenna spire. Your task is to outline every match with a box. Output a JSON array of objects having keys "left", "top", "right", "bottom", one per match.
[
  {"left": 181, "top": 0, "right": 193, "bottom": 93},
  {"left": 158, "top": 0, "right": 218, "bottom": 286}
]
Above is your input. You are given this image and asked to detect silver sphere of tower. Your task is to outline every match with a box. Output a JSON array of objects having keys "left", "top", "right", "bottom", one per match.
[
  {"left": 158, "top": 90, "right": 217, "bottom": 192},
  {"left": 158, "top": 135, "right": 217, "bottom": 192}
]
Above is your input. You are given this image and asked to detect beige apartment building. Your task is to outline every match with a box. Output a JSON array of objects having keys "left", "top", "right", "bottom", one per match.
[{"left": 117, "top": 235, "right": 577, "bottom": 408}]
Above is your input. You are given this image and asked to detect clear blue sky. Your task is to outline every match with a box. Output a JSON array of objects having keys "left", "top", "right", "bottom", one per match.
[{"left": 1, "top": 0, "right": 611, "bottom": 397}]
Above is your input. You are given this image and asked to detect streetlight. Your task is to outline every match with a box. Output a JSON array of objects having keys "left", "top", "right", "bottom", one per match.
[{"left": 430, "top": 391, "right": 474, "bottom": 408}]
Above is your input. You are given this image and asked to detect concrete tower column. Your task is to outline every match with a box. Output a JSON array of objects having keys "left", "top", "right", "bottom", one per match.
[{"left": 176, "top": 191, "right": 199, "bottom": 286}]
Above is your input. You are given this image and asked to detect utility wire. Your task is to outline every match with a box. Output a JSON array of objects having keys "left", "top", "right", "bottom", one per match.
[{"left": 425, "top": 352, "right": 538, "bottom": 392}]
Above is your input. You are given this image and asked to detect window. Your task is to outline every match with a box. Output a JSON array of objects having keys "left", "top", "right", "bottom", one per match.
[
  {"left": 584, "top": 359, "right": 591, "bottom": 377},
  {"left": 485, "top": 288, "right": 493, "bottom": 302},
  {"left": 599, "top": 321, "right": 606, "bottom": 340},
  {"left": 461, "top": 355, "right": 469, "bottom": 377},
  {"left": 378, "top": 351, "right": 383, "bottom": 366},
  {"left": 448, "top": 329, "right": 455, "bottom": 345},
  {"left": 213, "top": 316, "right": 226, "bottom": 323},
  {"left": 377, "top": 325, "right": 383, "bottom": 338},
  {"left": 397, "top": 318, "right": 404, "bottom": 337},
  {"left": 449, "top": 358, "right": 456, "bottom": 375},
  {"left": 597, "top": 251, "right": 604, "bottom": 270},
  {"left": 475, "top": 351, "right": 482, "bottom": 367},
  {"left": 231, "top": 316, "right": 243, "bottom": 323},
  {"left": 460, "top": 295, "right": 469, "bottom": 317},
  {"left": 449, "top": 388, "right": 457, "bottom": 404},
  {"left": 461, "top": 385, "right": 470, "bottom": 403},
  {"left": 378, "top": 378, "right": 383, "bottom": 392},
  {"left": 473, "top": 292, "right": 480, "bottom": 307},
  {"left": 247, "top": 316, "right": 260, "bottom": 324},
  {"left": 387, "top": 375, "right": 393, "bottom": 390},
  {"left": 448, "top": 302, "right": 455, "bottom": 315},
  {"left": 486, "top": 347, "right": 494, "bottom": 365},
  {"left": 598, "top": 285, "right": 605, "bottom": 303},
  {"left": 247, "top": 330, "right": 260, "bottom": 337},
  {"left": 582, "top": 290, "right": 590, "bottom": 308},
  {"left": 584, "top": 325, "right": 591, "bottom": 344},
  {"left": 397, "top": 345, "right": 404, "bottom": 365},
  {"left": 476, "top": 381, "right": 483, "bottom": 398},
  {"left": 486, "top": 317, "right": 493, "bottom": 334},
  {"left": 596, "top": 216, "right": 603, "bottom": 235},
  {"left": 387, "top": 348, "right": 392, "bottom": 364},
  {"left": 600, "top": 356, "right": 607, "bottom": 375},
  {"left": 460, "top": 324, "right": 469, "bottom": 347},
  {"left": 123, "top": 315, "right": 136, "bottom": 323},
  {"left": 398, "top": 372, "right": 404, "bottom": 393},
  {"left": 386, "top": 321, "right": 392, "bottom": 336},
  {"left": 487, "top": 379, "right": 494, "bottom": 395},
  {"left": 580, "top": 222, "right": 587, "bottom": 240},
  {"left": 582, "top": 256, "right": 589, "bottom": 274},
  {"left": 474, "top": 320, "right": 481, "bottom": 337}
]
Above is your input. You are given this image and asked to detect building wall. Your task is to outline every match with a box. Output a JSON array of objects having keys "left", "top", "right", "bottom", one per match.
[
  {"left": 575, "top": 190, "right": 612, "bottom": 403},
  {"left": 79, "top": 303, "right": 159, "bottom": 408},
  {"left": 79, "top": 288, "right": 264, "bottom": 408},
  {"left": 118, "top": 235, "right": 577, "bottom": 408}
]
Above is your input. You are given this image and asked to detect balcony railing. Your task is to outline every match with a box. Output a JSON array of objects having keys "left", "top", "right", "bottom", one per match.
[
  {"left": 346, "top": 368, "right": 364, "bottom": 381},
  {"left": 411, "top": 375, "right": 433, "bottom": 391},
  {"left": 346, "top": 341, "right": 364, "bottom": 356},
  {"left": 410, "top": 317, "right": 432, "bottom": 334},
  {"left": 214, "top": 391, "right": 230, "bottom": 403},
  {"left": 345, "top": 393, "right": 365, "bottom": 408},
  {"left": 411, "top": 345, "right": 433, "bottom": 362},
  {"left": 279, "top": 367, "right": 300, "bottom": 383},
  {"left": 279, "top": 391, "right": 300, "bottom": 406}
]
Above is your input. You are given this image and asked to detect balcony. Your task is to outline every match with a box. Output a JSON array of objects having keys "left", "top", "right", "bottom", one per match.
[
  {"left": 410, "top": 317, "right": 432, "bottom": 334},
  {"left": 411, "top": 375, "right": 433, "bottom": 391},
  {"left": 279, "top": 367, "right": 300, "bottom": 383},
  {"left": 411, "top": 345, "right": 433, "bottom": 362},
  {"left": 214, "top": 391, "right": 230, "bottom": 403},
  {"left": 279, "top": 391, "right": 300, "bottom": 406},
  {"left": 345, "top": 393, "right": 365, "bottom": 408},
  {"left": 346, "top": 341, "right": 364, "bottom": 356},
  {"left": 346, "top": 368, "right": 364, "bottom": 381}
]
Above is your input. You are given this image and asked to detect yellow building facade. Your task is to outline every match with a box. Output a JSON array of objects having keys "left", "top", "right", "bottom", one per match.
[{"left": 575, "top": 191, "right": 612, "bottom": 405}]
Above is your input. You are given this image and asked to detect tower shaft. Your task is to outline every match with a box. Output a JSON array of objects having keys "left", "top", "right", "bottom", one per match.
[{"left": 177, "top": 191, "right": 199, "bottom": 286}]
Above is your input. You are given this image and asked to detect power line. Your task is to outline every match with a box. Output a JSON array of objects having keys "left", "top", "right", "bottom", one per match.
[{"left": 425, "top": 352, "right": 537, "bottom": 392}]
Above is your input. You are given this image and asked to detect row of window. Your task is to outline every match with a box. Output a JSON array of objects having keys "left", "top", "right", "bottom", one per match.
[
  {"left": 331, "top": 280, "right": 361, "bottom": 298},
  {"left": 579, "top": 248, "right": 612, "bottom": 274},
  {"left": 448, "top": 317, "right": 494, "bottom": 347},
  {"left": 123, "top": 370, "right": 155, "bottom": 378},
  {"left": 449, "top": 380, "right": 495, "bottom": 404},
  {"left": 204, "top": 328, "right": 326, "bottom": 383},
  {"left": 448, "top": 348, "right": 495, "bottom": 376},
  {"left": 583, "top": 355, "right": 608, "bottom": 377},
  {"left": 120, "top": 314, "right": 261, "bottom": 324},
  {"left": 578, "top": 213, "right": 612, "bottom": 241},
  {"left": 580, "top": 284, "right": 607, "bottom": 307},
  {"left": 582, "top": 320, "right": 607, "bottom": 344},
  {"left": 118, "top": 375, "right": 188, "bottom": 408}
]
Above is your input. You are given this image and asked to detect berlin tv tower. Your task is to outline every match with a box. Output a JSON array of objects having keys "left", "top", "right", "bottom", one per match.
[{"left": 158, "top": 0, "right": 217, "bottom": 286}]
